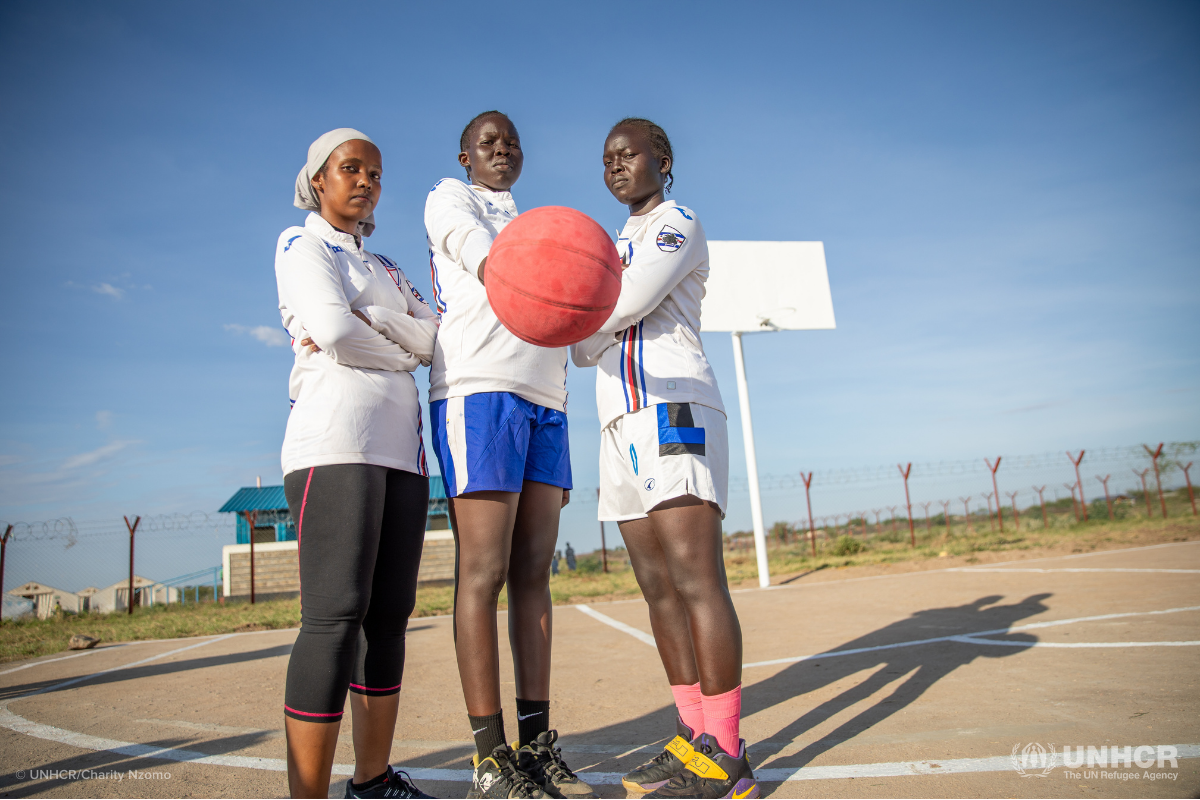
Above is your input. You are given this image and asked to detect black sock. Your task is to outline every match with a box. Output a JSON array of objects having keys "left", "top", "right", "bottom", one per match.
[
  {"left": 515, "top": 698, "right": 550, "bottom": 747},
  {"left": 469, "top": 710, "right": 507, "bottom": 762},
  {"left": 349, "top": 768, "right": 389, "bottom": 791}
]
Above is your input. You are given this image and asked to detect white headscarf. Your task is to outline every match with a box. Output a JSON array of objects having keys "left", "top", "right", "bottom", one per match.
[{"left": 294, "top": 128, "right": 378, "bottom": 237}]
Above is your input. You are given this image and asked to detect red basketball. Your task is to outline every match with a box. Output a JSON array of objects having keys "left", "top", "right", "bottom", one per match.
[{"left": 486, "top": 206, "right": 622, "bottom": 348}]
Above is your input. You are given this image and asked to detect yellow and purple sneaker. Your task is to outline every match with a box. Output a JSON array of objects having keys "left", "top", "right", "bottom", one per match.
[
  {"left": 645, "top": 733, "right": 758, "bottom": 799},
  {"left": 620, "top": 718, "right": 696, "bottom": 794}
]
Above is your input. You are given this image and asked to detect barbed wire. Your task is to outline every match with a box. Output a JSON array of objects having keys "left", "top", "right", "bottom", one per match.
[{"left": 2, "top": 442, "right": 1191, "bottom": 539}]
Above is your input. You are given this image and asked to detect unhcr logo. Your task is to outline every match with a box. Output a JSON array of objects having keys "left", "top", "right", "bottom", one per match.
[
  {"left": 1011, "top": 743, "right": 1057, "bottom": 777},
  {"left": 1010, "top": 743, "right": 1180, "bottom": 778}
]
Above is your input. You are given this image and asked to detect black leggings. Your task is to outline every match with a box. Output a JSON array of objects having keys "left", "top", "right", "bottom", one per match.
[{"left": 283, "top": 464, "right": 428, "bottom": 722}]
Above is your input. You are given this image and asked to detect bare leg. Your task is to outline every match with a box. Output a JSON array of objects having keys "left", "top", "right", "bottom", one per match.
[
  {"left": 450, "top": 490, "right": 520, "bottom": 715},
  {"left": 647, "top": 495, "right": 742, "bottom": 694},
  {"left": 349, "top": 693, "right": 399, "bottom": 783},
  {"left": 506, "top": 480, "right": 564, "bottom": 701},
  {"left": 619, "top": 516, "right": 700, "bottom": 686},
  {"left": 285, "top": 718, "right": 341, "bottom": 798}
]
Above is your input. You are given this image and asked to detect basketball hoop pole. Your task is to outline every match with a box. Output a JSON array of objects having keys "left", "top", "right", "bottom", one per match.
[{"left": 731, "top": 331, "right": 770, "bottom": 588}]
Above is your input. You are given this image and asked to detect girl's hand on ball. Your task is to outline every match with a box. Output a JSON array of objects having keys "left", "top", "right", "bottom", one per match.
[{"left": 478, "top": 257, "right": 487, "bottom": 285}]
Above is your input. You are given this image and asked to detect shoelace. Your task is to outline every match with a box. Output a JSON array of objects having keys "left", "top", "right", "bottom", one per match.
[
  {"left": 500, "top": 753, "right": 542, "bottom": 797},
  {"left": 537, "top": 743, "right": 577, "bottom": 781},
  {"left": 388, "top": 770, "right": 423, "bottom": 798}
]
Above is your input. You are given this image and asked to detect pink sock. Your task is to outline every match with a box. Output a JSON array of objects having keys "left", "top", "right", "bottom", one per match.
[
  {"left": 701, "top": 685, "right": 742, "bottom": 756},
  {"left": 670, "top": 682, "right": 704, "bottom": 738}
]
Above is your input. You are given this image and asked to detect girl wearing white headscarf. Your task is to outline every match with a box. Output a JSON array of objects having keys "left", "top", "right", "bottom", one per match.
[{"left": 274, "top": 128, "right": 437, "bottom": 799}]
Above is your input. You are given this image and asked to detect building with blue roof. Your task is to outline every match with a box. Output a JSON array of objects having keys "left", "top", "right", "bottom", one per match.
[{"left": 218, "top": 480, "right": 450, "bottom": 545}]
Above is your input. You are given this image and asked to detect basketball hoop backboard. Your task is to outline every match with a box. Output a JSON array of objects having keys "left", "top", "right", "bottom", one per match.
[{"left": 701, "top": 241, "right": 835, "bottom": 333}]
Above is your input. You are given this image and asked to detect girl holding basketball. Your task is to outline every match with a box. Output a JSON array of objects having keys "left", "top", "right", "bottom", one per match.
[
  {"left": 572, "top": 118, "right": 758, "bottom": 799},
  {"left": 425, "top": 111, "right": 594, "bottom": 800},
  {"left": 275, "top": 129, "right": 437, "bottom": 798}
]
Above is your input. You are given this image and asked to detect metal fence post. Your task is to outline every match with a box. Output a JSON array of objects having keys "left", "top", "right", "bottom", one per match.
[
  {"left": 1183, "top": 462, "right": 1196, "bottom": 517},
  {"left": 1068, "top": 451, "right": 1088, "bottom": 522},
  {"left": 985, "top": 457, "right": 1004, "bottom": 531},
  {"left": 0, "top": 524, "right": 11, "bottom": 622},
  {"left": 1144, "top": 443, "right": 1166, "bottom": 518},
  {"left": 1032, "top": 485, "right": 1048, "bottom": 529},
  {"left": 800, "top": 472, "right": 816, "bottom": 557},
  {"left": 898, "top": 463, "right": 915, "bottom": 547},
  {"left": 1064, "top": 483, "right": 1080, "bottom": 523},
  {"left": 124, "top": 515, "right": 140, "bottom": 614},
  {"left": 1096, "top": 475, "right": 1113, "bottom": 520}
]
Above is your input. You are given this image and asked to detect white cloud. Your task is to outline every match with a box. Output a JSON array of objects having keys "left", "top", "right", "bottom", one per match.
[
  {"left": 225, "top": 323, "right": 289, "bottom": 347},
  {"left": 95, "top": 410, "right": 113, "bottom": 429},
  {"left": 92, "top": 283, "right": 124, "bottom": 300},
  {"left": 62, "top": 441, "right": 133, "bottom": 470}
]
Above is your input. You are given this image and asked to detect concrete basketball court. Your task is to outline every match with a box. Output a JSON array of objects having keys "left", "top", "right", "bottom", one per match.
[{"left": 2, "top": 540, "right": 1198, "bottom": 799}]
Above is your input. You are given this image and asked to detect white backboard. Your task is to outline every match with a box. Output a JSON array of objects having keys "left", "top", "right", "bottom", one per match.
[{"left": 701, "top": 241, "right": 836, "bottom": 332}]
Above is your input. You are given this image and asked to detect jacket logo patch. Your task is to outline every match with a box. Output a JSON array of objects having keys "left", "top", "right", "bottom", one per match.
[
  {"left": 405, "top": 280, "right": 426, "bottom": 304},
  {"left": 657, "top": 225, "right": 686, "bottom": 252},
  {"left": 644, "top": 478, "right": 655, "bottom": 491},
  {"left": 324, "top": 242, "right": 344, "bottom": 254},
  {"left": 283, "top": 235, "right": 301, "bottom": 252}
]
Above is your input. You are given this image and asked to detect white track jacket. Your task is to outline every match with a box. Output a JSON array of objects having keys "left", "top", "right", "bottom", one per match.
[
  {"left": 425, "top": 178, "right": 568, "bottom": 411},
  {"left": 572, "top": 201, "right": 725, "bottom": 429},
  {"left": 276, "top": 213, "right": 438, "bottom": 476}
]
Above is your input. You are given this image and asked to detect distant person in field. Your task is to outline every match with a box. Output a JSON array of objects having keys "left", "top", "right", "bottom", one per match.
[
  {"left": 425, "top": 111, "right": 592, "bottom": 799},
  {"left": 564, "top": 542, "right": 576, "bottom": 571},
  {"left": 275, "top": 128, "right": 438, "bottom": 799},
  {"left": 571, "top": 118, "right": 757, "bottom": 799}
]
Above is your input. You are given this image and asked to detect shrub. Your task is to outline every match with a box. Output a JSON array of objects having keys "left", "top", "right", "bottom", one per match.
[{"left": 832, "top": 535, "right": 863, "bottom": 556}]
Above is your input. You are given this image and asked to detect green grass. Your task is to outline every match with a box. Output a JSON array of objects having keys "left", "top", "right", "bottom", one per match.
[{"left": 4, "top": 498, "right": 1196, "bottom": 664}]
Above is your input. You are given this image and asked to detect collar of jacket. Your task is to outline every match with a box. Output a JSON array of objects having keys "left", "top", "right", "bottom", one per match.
[
  {"left": 305, "top": 212, "right": 362, "bottom": 249},
  {"left": 468, "top": 183, "right": 517, "bottom": 215}
]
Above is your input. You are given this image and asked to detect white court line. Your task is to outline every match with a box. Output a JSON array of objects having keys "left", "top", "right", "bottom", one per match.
[
  {"left": 0, "top": 648, "right": 120, "bottom": 676},
  {"left": 951, "top": 636, "right": 1200, "bottom": 649},
  {"left": 574, "top": 605, "right": 657, "bottom": 647},
  {"left": 12, "top": 634, "right": 235, "bottom": 700},
  {"left": 567, "top": 603, "right": 1200, "bottom": 669},
  {"left": 948, "top": 568, "right": 1200, "bottom": 574},
  {"left": 1, "top": 704, "right": 1196, "bottom": 785}
]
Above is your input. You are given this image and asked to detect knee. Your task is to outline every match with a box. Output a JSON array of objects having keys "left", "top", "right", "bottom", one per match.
[
  {"left": 302, "top": 589, "right": 370, "bottom": 631},
  {"left": 670, "top": 572, "right": 726, "bottom": 609},
  {"left": 506, "top": 558, "right": 550, "bottom": 595},
  {"left": 633, "top": 567, "right": 678, "bottom": 607},
  {"left": 460, "top": 561, "right": 509, "bottom": 604}
]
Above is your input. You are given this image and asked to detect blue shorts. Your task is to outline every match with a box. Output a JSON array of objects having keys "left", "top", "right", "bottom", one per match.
[{"left": 430, "top": 392, "right": 572, "bottom": 497}]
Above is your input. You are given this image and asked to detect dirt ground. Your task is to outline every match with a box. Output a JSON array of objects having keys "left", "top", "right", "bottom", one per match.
[{"left": 1, "top": 539, "right": 1197, "bottom": 798}]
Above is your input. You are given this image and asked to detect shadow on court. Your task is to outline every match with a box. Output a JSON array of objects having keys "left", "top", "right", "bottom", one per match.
[
  {"left": 0, "top": 643, "right": 294, "bottom": 702},
  {"left": 385, "top": 593, "right": 1052, "bottom": 779}
]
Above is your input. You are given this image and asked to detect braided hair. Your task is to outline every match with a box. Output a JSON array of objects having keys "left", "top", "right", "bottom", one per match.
[
  {"left": 610, "top": 117, "right": 674, "bottom": 193},
  {"left": 459, "top": 110, "right": 513, "bottom": 179}
]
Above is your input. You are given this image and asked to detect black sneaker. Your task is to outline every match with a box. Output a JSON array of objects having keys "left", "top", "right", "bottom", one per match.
[
  {"left": 516, "top": 730, "right": 597, "bottom": 798},
  {"left": 621, "top": 718, "right": 696, "bottom": 794},
  {"left": 468, "top": 744, "right": 546, "bottom": 799},
  {"left": 344, "top": 765, "right": 433, "bottom": 798},
  {"left": 646, "top": 734, "right": 758, "bottom": 799}
]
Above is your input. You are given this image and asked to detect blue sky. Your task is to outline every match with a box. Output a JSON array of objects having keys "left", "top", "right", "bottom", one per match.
[{"left": 1, "top": 0, "right": 1197, "bottom": 554}]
